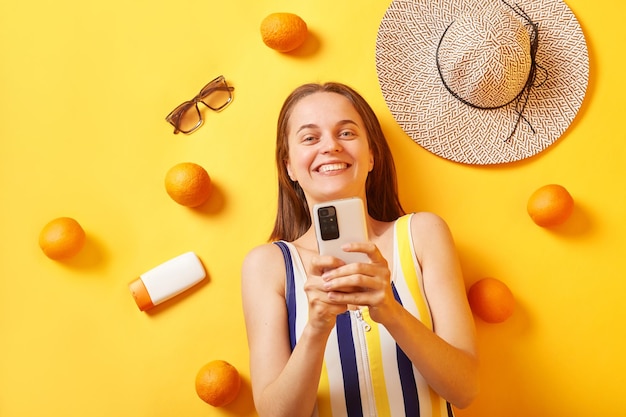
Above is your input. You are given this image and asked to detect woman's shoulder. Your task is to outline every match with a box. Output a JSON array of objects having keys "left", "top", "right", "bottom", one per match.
[
  {"left": 404, "top": 211, "right": 454, "bottom": 243},
  {"left": 243, "top": 242, "right": 286, "bottom": 270},
  {"left": 241, "top": 243, "right": 288, "bottom": 311},
  {"left": 407, "top": 211, "right": 448, "bottom": 227},
  {"left": 242, "top": 242, "right": 289, "bottom": 285}
]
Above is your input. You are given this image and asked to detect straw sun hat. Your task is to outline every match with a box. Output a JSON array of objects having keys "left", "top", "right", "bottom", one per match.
[{"left": 376, "top": 0, "right": 589, "bottom": 164}]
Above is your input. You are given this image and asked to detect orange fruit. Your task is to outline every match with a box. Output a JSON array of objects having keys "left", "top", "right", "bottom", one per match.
[
  {"left": 164, "top": 162, "right": 212, "bottom": 207},
  {"left": 195, "top": 360, "right": 241, "bottom": 407},
  {"left": 38, "top": 217, "right": 86, "bottom": 260},
  {"left": 260, "top": 12, "right": 308, "bottom": 52},
  {"left": 467, "top": 278, "right": 515, "bottom": 323},
  {"left": 527, "top": 184, "right": 574, "bottom": 227}
]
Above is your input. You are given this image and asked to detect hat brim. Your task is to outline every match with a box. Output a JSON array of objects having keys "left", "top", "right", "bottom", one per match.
[{"left": 375, "top": 0, "right": 589, "bottom": 164}]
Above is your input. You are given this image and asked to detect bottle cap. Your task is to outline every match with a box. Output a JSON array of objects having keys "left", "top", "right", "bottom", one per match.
[{"left": 129, "top": 278, "right": 154, "bottom": 311}]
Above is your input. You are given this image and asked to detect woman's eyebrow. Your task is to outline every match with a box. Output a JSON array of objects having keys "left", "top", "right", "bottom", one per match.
[
  {"left": 295, "top": 119, "right": 359, "bottom": 134},
  {"left": 336, "top": 119, "right": 358, "bottom": 127},
  {"left": 296, "top": 123, "right": 318, "bottom": 134}
]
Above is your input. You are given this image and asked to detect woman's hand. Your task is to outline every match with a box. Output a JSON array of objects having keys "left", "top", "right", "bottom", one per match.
[
  {"left": 318, "top": 242, "right": 399, "bottom": 323},
  {"left": 305, "top": 254, "right": 351, "bottom": 332}
]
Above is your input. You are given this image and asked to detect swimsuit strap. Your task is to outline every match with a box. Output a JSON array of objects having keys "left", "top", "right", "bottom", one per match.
[{"left": 274, "top": 241, "right": 297, "bottom": 350}]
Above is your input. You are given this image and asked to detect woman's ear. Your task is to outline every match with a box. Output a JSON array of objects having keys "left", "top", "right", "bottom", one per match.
[
  {"left": 368, "top": 150, "right": 374, "bottom": 172},
  {"left": 285, "top": 159, "right": 296, "bottom": 181}
]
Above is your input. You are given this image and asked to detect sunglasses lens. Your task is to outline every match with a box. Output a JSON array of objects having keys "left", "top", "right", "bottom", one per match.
[
  {"left": 167, "top": 102, "right": 201, "bottom": 133},
  {"left": 199, "top": 78, "right": 232, "bottom": 111},
  {"left": 203, "top": 88, "right": 232, "bottom": 110}
]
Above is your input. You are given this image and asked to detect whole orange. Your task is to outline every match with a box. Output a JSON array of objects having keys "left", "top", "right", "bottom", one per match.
[
  {"left": 164, "top": 162, "right": 212, "bottom": 207},
  {"left": 527, "top": 184, "right": 574, "bottom": 227},
  {"left": 195, "top": 360, "right": 241, "bottom": 407},
  {"left": 38, "top": 217, "right": 86, "bottom": 260},
  {"left": 467, "top": 278, "right": 515, "bottom": 323},
  {"left": 260, "top": 12, "right": 308, "bottom": 52}
]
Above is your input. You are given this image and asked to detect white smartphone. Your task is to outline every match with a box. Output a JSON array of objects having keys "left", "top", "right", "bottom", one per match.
[{"left": 313, "top": 197, "right": 369, "bottom": 264}]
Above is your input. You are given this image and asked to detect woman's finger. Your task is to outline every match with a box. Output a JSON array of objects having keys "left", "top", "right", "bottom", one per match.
[
  {"left": 311, "top": 254, "right": 346, "bottom": 275},
  {"left": 342, "top": 242, "right": 387, "bottom": 264}
]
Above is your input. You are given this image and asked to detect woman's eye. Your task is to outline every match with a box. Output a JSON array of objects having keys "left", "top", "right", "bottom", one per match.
[{"left": 339, "top": 130, "right": 356, "bottom": 138}]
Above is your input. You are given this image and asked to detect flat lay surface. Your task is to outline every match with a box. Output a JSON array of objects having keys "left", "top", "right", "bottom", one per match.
[{"left": 1, "top": 0, "right": 624, "bottom": 416}]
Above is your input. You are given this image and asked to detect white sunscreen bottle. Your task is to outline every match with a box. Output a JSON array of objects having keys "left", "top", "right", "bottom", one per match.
[{"left": 129, "top": 251, "right": 206, "bottom": 311}]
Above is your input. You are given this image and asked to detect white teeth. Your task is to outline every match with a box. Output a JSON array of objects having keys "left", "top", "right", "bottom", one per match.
[{"left": 319, "top": 163, "right": 347, "bottom": 173}]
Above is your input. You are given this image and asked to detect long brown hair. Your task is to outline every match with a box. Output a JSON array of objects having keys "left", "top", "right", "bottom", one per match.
[{"left": 270, "top": 82, "right": 404, "bottom": 242}]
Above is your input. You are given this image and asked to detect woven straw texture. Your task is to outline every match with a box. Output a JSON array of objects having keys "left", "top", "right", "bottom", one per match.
[{"left": 376, "top": 0, "right": 589, "bottom": 165}]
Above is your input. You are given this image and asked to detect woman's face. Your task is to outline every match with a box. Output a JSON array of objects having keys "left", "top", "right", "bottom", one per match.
[{"left": 285, "top": 92, "right": 374, "bottom": 207}]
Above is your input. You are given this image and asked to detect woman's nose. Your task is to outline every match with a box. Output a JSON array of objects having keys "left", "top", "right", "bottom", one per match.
[{"left": 322, "top": 136, "right": 343, "bottom": 153}]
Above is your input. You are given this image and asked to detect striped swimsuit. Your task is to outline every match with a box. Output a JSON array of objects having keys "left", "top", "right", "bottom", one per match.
[{"left": 274, "top": 214, "right": 454, "bottom": 417}]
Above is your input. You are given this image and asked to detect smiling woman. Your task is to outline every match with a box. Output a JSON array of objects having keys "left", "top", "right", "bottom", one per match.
[
  {"left": 271, "top": 83, "right": 405, "bottom": 242},
  {"left": 285, "top": 93, "right": 374, "bottom": 207},
  {"left": 241, "top": 82, "right": 479, "bottom": 417}
]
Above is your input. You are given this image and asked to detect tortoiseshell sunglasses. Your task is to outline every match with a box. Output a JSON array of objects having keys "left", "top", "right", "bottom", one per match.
[{"left": 165, "top": 75, "right": 234, "bottom": 134}]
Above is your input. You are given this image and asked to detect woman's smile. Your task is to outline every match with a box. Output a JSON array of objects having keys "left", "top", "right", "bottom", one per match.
[{"left": 316, "top": 162, "right": 350, "bottom": 174}]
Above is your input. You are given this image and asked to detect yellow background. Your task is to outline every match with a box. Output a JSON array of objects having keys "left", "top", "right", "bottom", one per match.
[{"left": 1, "top": 0, "right": 624, "bottom": 416}]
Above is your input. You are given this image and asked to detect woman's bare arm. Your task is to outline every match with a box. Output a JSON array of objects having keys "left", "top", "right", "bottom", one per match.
[{"left": 241, "top": 243, "right": 334, "bottom": 417}]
